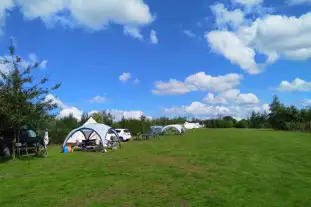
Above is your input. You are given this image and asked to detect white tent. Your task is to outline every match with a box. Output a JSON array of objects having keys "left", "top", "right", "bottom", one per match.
[
  {"left": 161, "top": 124, "right": 184, "bottom": 135},
  {"left": 66, "top": 117, "right": 98, "bottom": 144},
  {"left": 184, "top": 122, "right": 204, "bottom": 129},
  {"left": 62, "top": 123, "right": 119, "bottom": 150}
]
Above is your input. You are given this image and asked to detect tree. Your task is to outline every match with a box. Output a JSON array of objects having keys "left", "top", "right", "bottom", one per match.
[
  {"left": 236, "top": 119, "right": 248, "bottom": 128},
  {"left": 92, "top": 112, "right": 104, "bottom": 123},
  {"left": 80, "top": 112, "right": 89, "bottom": 125},
  {"left": 0, "top": 43, "right": 60, "bottom": 159}
]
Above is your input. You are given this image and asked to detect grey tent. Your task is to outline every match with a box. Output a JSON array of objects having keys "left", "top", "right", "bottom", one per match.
[{"left": 161, "top": 124, "right": 184, "bottom": 135}]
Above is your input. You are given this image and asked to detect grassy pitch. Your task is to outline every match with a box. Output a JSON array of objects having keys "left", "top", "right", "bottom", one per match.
[{"left": 1, "top": 129, "right": 311, "bottom": 207}]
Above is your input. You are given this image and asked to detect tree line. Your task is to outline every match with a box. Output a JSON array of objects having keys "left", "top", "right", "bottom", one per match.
[
  {"left": 47, "top": 113, "right": 189, "bottom": 144},
  {"left": 204, "top": 96, "right": 311, "bottom": 132}
]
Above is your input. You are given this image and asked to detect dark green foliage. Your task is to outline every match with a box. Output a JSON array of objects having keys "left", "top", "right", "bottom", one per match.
[
  {"left": 235, "top": 119, "right": 248, "bottom": 128},
  {"left": 0, "top": 43, "right": 60, "bottom": 159},
  {"left": 204, "top": 117, "right": 236, "bottom": 128}
]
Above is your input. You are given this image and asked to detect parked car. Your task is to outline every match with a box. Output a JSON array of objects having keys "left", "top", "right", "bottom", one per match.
[
  {"left": 115, "top": 129, "right": 132, "bottom": 142},
  {"left": 0, "top": 126, "right": 43, "bottom": 156}
]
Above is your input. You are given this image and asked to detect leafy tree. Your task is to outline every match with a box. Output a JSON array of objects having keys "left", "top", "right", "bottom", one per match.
[
  {"left": 0, "top": 43, "right": 60, "bottom": 159},
  {"left": 80, "top": 112, "right": 89, "bottom": 125},
  {"left": 91, "top": 112, "right": 103, "bottom": 123},
  {"left": 236, "top": 119, "right": 248, "bottom": 128}
]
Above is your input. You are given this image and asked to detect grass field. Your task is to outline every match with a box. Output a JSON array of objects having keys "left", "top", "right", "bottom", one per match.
[{"left": 1, "top": 129, "right": 311, "bottom": 207}]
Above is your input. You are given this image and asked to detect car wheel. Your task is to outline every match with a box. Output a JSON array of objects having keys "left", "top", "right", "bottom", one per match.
[{"left": 119, "top": 137, "right": 124, "bottom": 142}]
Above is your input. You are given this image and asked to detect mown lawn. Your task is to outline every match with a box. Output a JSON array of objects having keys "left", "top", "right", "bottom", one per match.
[{"left": 1, "top": 129, "right": 311, "bottom": 207}]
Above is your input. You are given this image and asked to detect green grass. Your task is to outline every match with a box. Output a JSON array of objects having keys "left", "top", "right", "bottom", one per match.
[{"left": 1, "top": 129, "right": 311, "bottom": 207}]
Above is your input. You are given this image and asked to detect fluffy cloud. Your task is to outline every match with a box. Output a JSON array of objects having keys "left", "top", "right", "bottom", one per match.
[
  {"left": 150, "top": 29, "right": 158, "bottom": 44},
  {"left": 27, "top": 53, "right": 48, "bottom": 69},
  {"left": 236, "top": 93, "right": 260, "bottom": 105},
  {"left": 203, "top": 93, "right": 228, "bottom": 105},
  {"left": 206, "top": 30, "right": 260, "bottom": 74},
  {"left": 153, "top": 72, "right": 243, "bottom": 95},
  {"left": 133, "top": 78, "right": 140, "bottom": 84},
  {"left": 187, "top": 72, "right": 243, "bottom": 92},
  {"left": 90, "top": 96, "right": 106, "bottom": 103},
  {"left": 287, "top": 0, "right": 311, "bottom": 5},
  {"left": 232, "top": 0, "right": 263, "bottom": 6},
  {"left": 123, "top": 26, "right": 143, "bottom": 40},
  {"left": 59, "top": 107, "right": 83, "bottom": 121},
  {"left": 183, "top": 30, "right": 196, "bottom": 38},
  {"left": 45, "top": 94, "right": 150, "bottom": 121},
  {"left": 119, "top": 72, "right": 131, "bottom": 83},
  {"left": 277, "top": 78, "right": 311, "bottom": 92},
  {"left": 220, "top": 89, "right": 240, "bottom": 101},
  {"left": 210, "top": 3, "right": 245, "bottom": 28},
  {"left": 45, "top": 94, "right": 83, "bottom": 120},
  {"left": 108, "top": 110, "right": 144, "bottom": 121},
  {"left": 207, "top": 3, "right": 311, "bottom": 74},
  {"left": 204, "top": 90, "right": 260, "bottom": 106},
  {"left": 165, "top": 101, "right": 268, "bottom": 119},
  {"left": 1, "top": 0, "right": 154, "bottom": 39},
  {"left": 0, "top": 0, "right": 14, "bottom": 35},
  {"left": 44, "top": 94, "right": 66, "bottom": 108},
  {"left": 301, "top": 99, "right": 311, "bottom": 106},
  {"left": 152, "top": 79, "right": 196, "bottom": 95}
]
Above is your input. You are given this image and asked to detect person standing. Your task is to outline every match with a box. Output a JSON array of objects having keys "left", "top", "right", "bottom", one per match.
[{"left": 43, "top": 128, "right": 49, "bottom": 157}]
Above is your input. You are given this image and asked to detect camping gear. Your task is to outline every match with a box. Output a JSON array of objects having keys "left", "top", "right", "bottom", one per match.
[{"left": 62, "top": 120, "right": 121, "bottom": 153}]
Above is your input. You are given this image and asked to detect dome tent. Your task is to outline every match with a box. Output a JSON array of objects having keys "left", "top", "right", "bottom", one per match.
[
  {"left": 161, "top": 124, "right": 184, "bottom": 135},
  {"left": 66, "top": 117, "right": 98, "bottom": 144},
  {"left": 62, "top": 123, "right": 120, "bottom": 151}
]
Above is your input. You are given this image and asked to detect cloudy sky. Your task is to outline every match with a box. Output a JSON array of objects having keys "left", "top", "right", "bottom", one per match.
[{"left": 0, "top": 0, "right": 310, "bottom": 121}]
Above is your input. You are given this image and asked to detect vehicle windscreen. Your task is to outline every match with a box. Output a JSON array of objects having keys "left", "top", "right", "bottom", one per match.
[
  {"left": 124, "top": 129, "right": 129, "bottom": 133},
  {"left": 116, "top": 130, "right": 121, "bottom": 133}
]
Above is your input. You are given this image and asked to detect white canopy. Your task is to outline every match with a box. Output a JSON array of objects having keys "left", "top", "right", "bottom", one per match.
[
  {"left": 161, "top": 124, "right": 184, "bottom": 135},
  {"left": 184, "top": 122, "right": 203, "bottom": 129},
  {"left": 62, "top": 123, "right": 119, "bottom": 149},
  {"left": 66, "top": 117, "right": 98, "bottom": 144}
]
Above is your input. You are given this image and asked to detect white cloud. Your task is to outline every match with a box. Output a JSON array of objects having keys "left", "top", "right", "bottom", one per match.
[
  {"left": 183, "top": 30, "right": 196, "bottom": 38},
  {"left": 152, "top": 79, "right": 196, "bottom": 95},
  {"left": 231, "top": 0, "right": 263, "bottom": 7},
  {"left": 27, "top": 53, "right": 48, "bottom": 69},
  {"left": 287, "top": 0, "right": 311, "bottom": 5},
  {"left": 44, "top": 94, "right": 67, "bottom": 108},
  {"left": 108, "top": 109, "right": 145, "bottom": 121},
  {"left": 206, "top": 30, "right": 260, "bottom": 74},
  {"left": 6, "top": 0, "right": 154, "bottom": 40},
  {"left": 150, "top": 29, "right": 158, "bottom": 44},
  {"left": 123, "top": 26, "right": 143, "bottom": 40},
  {"left": 59, "top": 107, "right": 83, "bottom": 121},
  {"left": 153, "top": 72, "right": 243, "bottom": 95},
  {"left": 90, "top": 96, "right": 106, "bottom": 103},
  {"left": 119, "top": 72, "right": 131, "bottom": 83},
  {"left": 220, "top": 89, "right": 240, "bottom": 101},
  {"left": 133, "top": 78, "right": 140, "bottom": 84},
  {"left": 207, "top": 3, "right": 311, "bottom": 73},
  {"left": 236, "top": 93, "right": 260, "bottom": 105},
  {"left": 203, "top": 92, "right": 228, "bottom": 105},
  {"left": 301, "top": 99, "right": 311, "bottom": 106},
  {"left": 0, "top": 0, "right": 14, "bottom": 35},
  {"left": 165, "top": 101, "right": 268, "bottom": 119},
  {"left": 210, "top": 3, "right": 245, "bottom": 29},
  {"left": 45, "top": 94, "right": 83, "bottom": 120},
  {"left": 277, "top": 78, "right": 311, "bottom": 92},
  {"left": 88, "top": 110, "right": 99, "bottom": 116},
  {"left": 185, "top": 72, "right": 243, "bottom": 93}
]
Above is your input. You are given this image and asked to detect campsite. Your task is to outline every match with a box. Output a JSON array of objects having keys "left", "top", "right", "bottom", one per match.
[
  {"left": 1, "top": 0, "right": 311, "bottom": 206},
  {"left": 1, "top": 129, "right": 311, "bottom": 206}
]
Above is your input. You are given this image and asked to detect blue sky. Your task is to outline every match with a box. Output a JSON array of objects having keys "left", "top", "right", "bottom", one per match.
[{"left": 0, "top": 0, "right": 310, "bottom": 120}]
